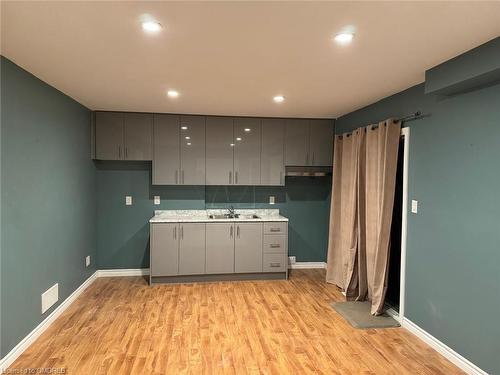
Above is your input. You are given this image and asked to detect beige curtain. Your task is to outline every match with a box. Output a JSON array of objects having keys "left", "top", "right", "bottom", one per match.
[{"left": 326, "top": 119, "right": 401, "bottom": 315}]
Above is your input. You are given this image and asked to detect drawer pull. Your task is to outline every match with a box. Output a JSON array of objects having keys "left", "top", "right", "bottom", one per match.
[
  {"left": 270, "top": 244, "right": 281, "bottom": 248},
  {"left": 270, "top": 228, "right": 281, "bottom": 232},
  {"left": 270, "top": 262, "right": 281, "bottom": 267}
]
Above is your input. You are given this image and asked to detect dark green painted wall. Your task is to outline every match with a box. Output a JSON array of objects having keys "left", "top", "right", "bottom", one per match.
[
  {"left": 0, "top": 57, "right": 97, "bottom": 357},
  {"left": 96, "top": 161, "right": 331, "bottom": 269},
  {"left": 336, "top": 82, "right": 500, "bottom": 374}
]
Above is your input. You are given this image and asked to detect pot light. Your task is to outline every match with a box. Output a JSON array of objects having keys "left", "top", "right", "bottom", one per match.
[
  {"left": 333, "top": 32, "right": 354, "bottom": 44},
  {"left": 167, "top": 90, "right": 179, "bottom": 98},
  {"left": 187, "top": 142, "right": 192, "bottom": 146},
  {"left": 142, "top": 21, "right": 162, "bottom": 33},
  {"left": 181, "top": 126, "right": 188, "bottom": 130},
  {"left": 185, "top": 136, "right": 190, "bottom": 140},
  {"left": 236, "top": 137, "right": 242, "bottom": 141},
  {"left": 273, "top": 95, "right": 285, "bottom": 103},
  {"left": 244, "top": 128, "right": 251, "bottom": 132},
  {"left": 230, "top": 143, "right": 235, "bottom": 147}
]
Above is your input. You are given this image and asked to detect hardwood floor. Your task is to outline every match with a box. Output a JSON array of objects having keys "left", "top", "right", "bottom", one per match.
[{"left": 10, "top": 269, "right": 462, "bottom": 374}]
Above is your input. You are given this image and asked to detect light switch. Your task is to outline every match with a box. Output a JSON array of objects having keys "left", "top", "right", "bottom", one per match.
[
  {"left": 125, "top": 196, "right": 133, "bottom": 206},
  {"left": 411, "top": 200, "right": 418, "bottom": 214},
  {"left": 269, "top": 196, "right": 275, "bottom": 205},
  {"left": 154, "top": 196, "right": 161, "bottom": 205}
]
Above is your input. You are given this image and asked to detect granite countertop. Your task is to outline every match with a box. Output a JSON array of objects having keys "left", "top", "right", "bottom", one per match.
[{"left": 149, "top": 209, "right": 288, "bottom": 223}]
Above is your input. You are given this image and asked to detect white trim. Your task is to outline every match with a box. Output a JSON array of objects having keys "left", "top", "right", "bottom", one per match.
[
  {"left": 98, "top": 268, "right": 150, "bottom": 277},
  {"left": 385, "top": 307, "right": 399, "bottom": 321},
  {"left": 402, "top": 318, "right": 488, "bottom": 375},
  {"left": 0, "top": 271, "right": 98, "bottom": 371},
  {"left": 289, "top": 262, "right": 326, "bottom": 269},
  {"left": 393, "top": 127, "right": 410, "bottom": 324}
]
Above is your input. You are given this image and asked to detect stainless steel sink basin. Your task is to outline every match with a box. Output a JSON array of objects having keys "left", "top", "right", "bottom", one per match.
[{"left": 208, "top": 214, "right": 260, "bottom": 220}]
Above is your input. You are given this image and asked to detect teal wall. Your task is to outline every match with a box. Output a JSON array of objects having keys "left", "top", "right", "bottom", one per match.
[
  {"left": 96, "top": 161, "right": 331, "bottom": 268},
  {"left": 0, "top": 57, "right": 96, "bottom": 357},
  {"left": 336, "top": 82, "right": 500, "bottom": 374}
]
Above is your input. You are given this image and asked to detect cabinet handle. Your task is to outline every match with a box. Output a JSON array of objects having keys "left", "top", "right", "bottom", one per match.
[
  {"left": 306, "top": 153, "right": 309, "bottom": 165},
  {"left": 280, "top": 171, "right": 283, "bottom": 185},
  {"left": 270, "top": 228, "right": 280, "bottom": 232},
  {"left": 118, "top": 146, "right": 122, "bottom": 159},
  {"left": 270, "top": 262, "right": 281, "bottom": 267},
  {"left": 125, "top": 147, "right": 128, "bottom": 159},
  {"left": 312, "top": 152, "right": 315, "bottom": 165},
  {"left": 270, "top": 244, "right": 281, "bottom": 248},
  {"left": 237, "top": 225, "right": 240, "bottom": 238},
  {"left": 229, "top": 171, "right": 232, "bottom": 184},
  {"left": 175, "top": 170, "right": 178, "bottom": 184},
  {"left": 174, "top": 226, "right": 177, "bottom": 240},
  {"left": 181, "top": 170, "right": 185, "bottom": 184},
  {"left": 230, "top": 226, "right": 233, "bottom": 238},
  {"left": 181, "top": 226, "right": 184, "bottom": 239},
  {"left": 235, "top": 171, "right": 238, "bottom": 184}
]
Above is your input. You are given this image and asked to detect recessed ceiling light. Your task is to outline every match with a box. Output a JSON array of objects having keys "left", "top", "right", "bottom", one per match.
[
  {"left": 236, "top": 137, "right": 242, "bottom": 141},
  {"left": 334, "top": 32, "right": 354, "bottom": 45},
  {"left": 244, "top": 128, "right": 251, "bottom": 132},
  {"left": 273, "top": 95, "right": 285, "bottom": 103},
  {"left": 230, "top": 143, "right": 235, "bottom": 147},
  {"left": 181, "top": 126, "right": 188, "bottom": 130},
  {"left": 167, "top": 90, "right": 179, "bottom": 98},
  {"left": 185, "top": 136, "right": 190, "bottom": 140},
  {"left": 187, "top": 142, "right": 191, "bottom": 146},
  {"left": 142, "top": 21, "right": 162, "bottom": 33}
]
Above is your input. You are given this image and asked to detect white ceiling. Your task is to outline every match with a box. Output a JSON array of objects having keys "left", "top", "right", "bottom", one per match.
[{"left": 2, "top": 1, "right": 499, "bottom": 118}]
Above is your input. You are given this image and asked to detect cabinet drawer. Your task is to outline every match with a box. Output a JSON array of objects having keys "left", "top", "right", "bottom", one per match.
[
  {"left": 263, "top": 253, "right": 287, "bottom": 272},
  {"left": 263, "top": 235, "right": 287, "bottom": 253},
  {"left": 263, "top": 222, "right": 287, "bottom": 235}
]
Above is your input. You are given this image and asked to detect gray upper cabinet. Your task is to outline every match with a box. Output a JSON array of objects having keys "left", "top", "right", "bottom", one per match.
[
  {"left": 206, "top": 117, "right": 234, "bottom": 185},
  {"left": 95, "top": 111, "right": 152, "bottom": 161},
  {"left": 178, "top": 223, "right": 206, "bottom": 275},
  {"left": 205, "top": 223, "right": 235, "bottom": 274},
  {"left": 95, "top": 112, "right": 124, "bottom": 160},
  {"left": 309, "top": 119, "right": 333, "bottom": 166},
  {"left": 234, "top": 118, "right": 261, "bottom": 185},
  {"left": 150, "top": 223, "right": 179, "bottom": 277},
  {"left": 234, "top": 223, "right": 263, "bottom": 273},
  {"left": 261, "top": 119, "right": 285, "bottom": 185},
  {"left": 285, "top": 119, "right": 310, "bottom": 166},
  {"left": 124, "top": 113, "right": 153, "bottom": 160},
  {"left": 153, "top": 114, "right": 180, "bottom": 185},
  {"left": 180, "top": 116, "right": 206, "bottom": 185}
]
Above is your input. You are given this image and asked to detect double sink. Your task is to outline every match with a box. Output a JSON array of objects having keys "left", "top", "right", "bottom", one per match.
[{"left": 208, "top": 213, "right": 260, "bottom": 220}]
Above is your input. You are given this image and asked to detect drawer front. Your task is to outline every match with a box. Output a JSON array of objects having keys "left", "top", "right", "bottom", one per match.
[
  {"left": 263, "top": 222, "right": 287, "bottom": 235},
  {"left": 263, "top": 253, "right": 287, "bottom": 272},
  {"left": 263, "top": 235, "right": 287, "bottom": 253}
]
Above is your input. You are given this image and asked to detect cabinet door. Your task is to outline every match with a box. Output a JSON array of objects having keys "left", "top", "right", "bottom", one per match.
[
  {"left": 153, "top": 114, "right": 180, "bottom": 185},
  {"left": 124, "top": 113, "right": 153, "bottom": 160},
  {"left": 205, "top": 223, "right": 235, "bottom": 274},
  {"left": 151, "top": 224, "right": 179, "bottom": 277},
  {"left": 234, "top": 118, "right": 261, "bottom": 185},
  {"left": 309, "top": 119, "right": 333, "bottom": 166},
  {"left": 95, "top": 112, "right": 124, "bottom": 160},
  {"left": 261, "top": 119, "right": 285, "bottom": 185},
  {"left": 235, "top": 223, "right": 263, "bottom": 273},
  {"left": 285, "top": 119, "right": 310, "bottom": 166},
  {"left": 206, "top": 117, "right": 234, "bottom": 185},
  {"left": 180, "top": 116, "right": 206, "bottom": 185},
  {"left": 178, "top": 223, "right": 206, "bottom": 275}
]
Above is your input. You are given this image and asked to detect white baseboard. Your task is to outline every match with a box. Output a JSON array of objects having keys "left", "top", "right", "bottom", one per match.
[
  {"left": 402, "top": 318, "right": 488, "bottom": 375},
  {"left": 98, "top": 268, "right": 150, "bottom": 277},
  {"left": 0, "top": 271, "right": 98, "bottom": 371},
  {"left": 289, "top": 261, "right": 327, "bottom": 269}
]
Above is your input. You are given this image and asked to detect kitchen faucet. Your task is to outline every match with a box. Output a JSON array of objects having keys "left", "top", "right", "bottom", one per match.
[{"left": 227, "top": 205, "right": 235, "bottom": 217}]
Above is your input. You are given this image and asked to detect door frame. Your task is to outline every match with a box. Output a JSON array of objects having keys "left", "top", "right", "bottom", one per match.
[{"left": 387, "top": 126, "right": 410, "bottom": 323}]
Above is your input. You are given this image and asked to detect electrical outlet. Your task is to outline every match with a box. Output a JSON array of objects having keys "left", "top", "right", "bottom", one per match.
[
  {"left": 269, "top": 196, "right": 275, "bottom": 205},
  {"left": 85, "top": 255, "right": 91, "bottom": 267},
  {"left": 41, "top": 284, "right": 58, "bottom": 314},
  {"left": 411, "top": 200, "right": 418, "bottom": 214},
  {"left": 154, "top": 196, "right": 161, "bottom": 205},
  {"left": 125, "top": 196, "right": 133, "bottom": 206},
  {"left": 288, "top": 256, "right": 296, "bottom": 264}
]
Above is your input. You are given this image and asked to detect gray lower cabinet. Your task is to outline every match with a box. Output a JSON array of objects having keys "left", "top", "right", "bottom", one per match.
[
  {"left": 178, "top": 223, "right": 206, "bottom": 275},
  {"left": 261, "top": 119, "right": 285, "bottom": 185},
  {"left": 234, "top": 118, "right": 261, "bottom": 185},
  {"left": 234, "top": 223, "right": 263, "bottom": 273},
  {"left": 151, "top": 223, "right": 179, "bottom": 277},
  {"left": 206, "top": 117, "right": 234, "bottom": 185},
  {"left": 124, "top": 113, "right": 153, "bottom": 160},
  {"left": 180, "top": 116, "right": 206, "bottom": 185},
  {"left": 153, "top": 114, "right": 180, "bottom": 185},
  {"left": 309, "top": 119, "right": 333, "bottom": 166},
  {"left": 205, "top": 223, "right": 235, "bottom": 274},
  {"left": 95, "top": 112, "right": 124, "bottom": 160},
  {"left": 285, "top": 119, "right": 310, "bottom": 166}
]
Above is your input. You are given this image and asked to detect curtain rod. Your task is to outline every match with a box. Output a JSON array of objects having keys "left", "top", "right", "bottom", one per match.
[{"left": 340, "top": 111, "right": 424, "bottom": 137}]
